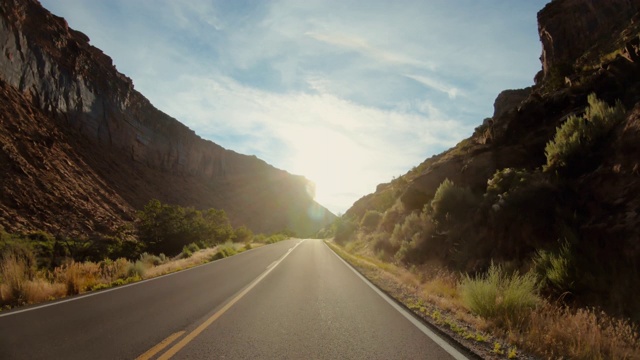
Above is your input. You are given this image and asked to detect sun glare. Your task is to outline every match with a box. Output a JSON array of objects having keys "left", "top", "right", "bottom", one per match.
[{"left": 286, "top": 125, "right": 367, "bottom": 213}]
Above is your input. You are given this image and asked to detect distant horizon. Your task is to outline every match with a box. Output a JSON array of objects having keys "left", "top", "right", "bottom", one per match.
[{"left": 40, "top": 0, "right": 549, "bottom": 214}]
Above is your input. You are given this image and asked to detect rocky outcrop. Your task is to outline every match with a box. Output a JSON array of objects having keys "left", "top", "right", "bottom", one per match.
[
  {"left": 0, "top": 0, "right": 335, "bottom": 237},
  {"left": 492, "top": 87, "right": 533, "bottom": 119},
  {"left": 537, "top": 0, "right": 640, "bottom": 81}
]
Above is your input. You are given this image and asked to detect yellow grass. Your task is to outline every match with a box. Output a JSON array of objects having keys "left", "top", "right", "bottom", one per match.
[
  {"left": 329, "top": 239, "right": 640, "bottom": 360},
  {"left": 0, "top": 242, "right": 260, "bottom": 310},
  {"left": 145, "top": 247, "right": 219, "bottom": 278}
]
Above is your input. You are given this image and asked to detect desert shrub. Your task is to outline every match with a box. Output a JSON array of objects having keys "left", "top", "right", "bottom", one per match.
[
  {"left": 265, "top": 233, "right": 288, "bottom": 244},
  {"left": 360, "top": 210, "right": 382, "bottom": 231},
  {"left": 99, "top": 257, "right": 131, "bottom": 281},
  {"left": 126, "top": 260, "right": 146, "bottom": 279},
  {"left": 372, "top": 233, "right": 399, "bottom": 258},
  {"left": 482, "top": 170, "right": 561, "bottom": 259},
  {"left": 460, "top": 263, "right": 539, "bottom": 324},
  {"left": 0, "top": 252, "right": 29, "bottom": 303},
  {"left": 233, "top": 226, "right": 253, "bottom": 244},
  {"left": 211, "top": 243, "right": 238, "bottom": 260},
  {"left": 546, "top": 62, "right": 574, "bottom": 90},
  {"left": 486, "top": 168, "right": 534, "bottom": 201},
  {"left": 333, "top": 217, "right": 357, "bottom": 245},
  {"left": 544, "top": 93, "right": 626, "bottom": 173},
  {"left": 378, "top": 207, "right": 402, "bottom": 233},
  {"left": 428, "top": 179, "right": 478, "bottom": 226},
  {"left": 391, "top": 212, "right": 441, "bottom": 264},
  {"left": 139, "top": 252, "right": 164, "bottom": 266},
  {"left": 181, "top": 245, "right": 194, "bottom": 258},
  {"left": 186, "top": 243, "right": 200, "bottom": 253},
  {"left": 533, "top": 241, "right": 574, "bottom": 292},
  {"left": 54, "top": 261, "right": 102, "bottom": 295}
]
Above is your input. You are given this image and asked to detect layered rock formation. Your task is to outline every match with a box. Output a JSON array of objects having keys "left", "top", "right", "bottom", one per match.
[{"left": 0, "top": 0, "right": 335, "bottom": 237}]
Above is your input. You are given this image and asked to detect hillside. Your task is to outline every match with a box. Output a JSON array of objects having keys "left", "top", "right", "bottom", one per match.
[
  {"left": 0, "top": 0, "right": 335, "bottom": 239},
  {"left": 340, "top": 0, "right": 640, "bottom": 321}
]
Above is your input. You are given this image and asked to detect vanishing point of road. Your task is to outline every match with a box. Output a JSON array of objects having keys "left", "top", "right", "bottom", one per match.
[{"left": 0, "top": 239, "right": 469, "bottom": 359}]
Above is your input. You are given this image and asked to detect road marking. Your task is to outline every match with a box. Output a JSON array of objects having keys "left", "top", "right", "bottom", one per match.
[
  {"left": 324, "top": 242, "right": 470, "bottom": 360},
  {"left": 135, "top": 331, "right": 185, "bottom": 360},
  {"left": 266, "top": 260, "right": 277, "bottom": 269},
  {"left": 151, "top": 239, "right": 306, "bottom": 360}
]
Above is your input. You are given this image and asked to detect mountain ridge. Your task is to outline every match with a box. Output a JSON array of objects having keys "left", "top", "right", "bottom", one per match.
[{"left": 0, "top": 0, "right": 335, "bottom": 237}]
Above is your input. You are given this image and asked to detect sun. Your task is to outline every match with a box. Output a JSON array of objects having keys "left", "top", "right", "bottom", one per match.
[{"left": 286, "top": 125, "right": 367, "bottom": 213}]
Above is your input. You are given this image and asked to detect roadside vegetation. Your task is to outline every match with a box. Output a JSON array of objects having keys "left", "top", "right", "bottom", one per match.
[
  {"left": 321, "top": 95, "right": 640, "bottom": 359},
  {"left": 0, "top": 199, "right": 293, "bottom": 310}
]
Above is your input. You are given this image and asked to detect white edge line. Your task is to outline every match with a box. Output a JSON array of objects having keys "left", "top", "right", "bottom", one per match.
[
  {"left": 323, "top": 242, "right": 469, "bottom": 360},
  {"left": 0, "top": 239, "right": 300, "bottom": 318}
]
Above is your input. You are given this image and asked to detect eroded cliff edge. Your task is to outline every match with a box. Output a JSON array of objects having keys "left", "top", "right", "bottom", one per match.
[{"left": 0, "top": 0, "right": 335, "bottom": 237}]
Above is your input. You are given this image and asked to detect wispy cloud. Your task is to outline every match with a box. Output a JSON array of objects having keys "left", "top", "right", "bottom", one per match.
[
  {"left": 40, "top": 0, "right": 549, "bottom": 213},
  {"left": 306, "top": 32, "right": 434, "bottom": 69},
  {"left": 404, "top": 74, "right": 461, "bottom": 99}
]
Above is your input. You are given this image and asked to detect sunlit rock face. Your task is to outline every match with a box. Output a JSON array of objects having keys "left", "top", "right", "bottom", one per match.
[
  {"left": 0, "top": 0, "right": 335, "bottom": 237},
  {"left": 537, "top": 0, "right": 640, "bottom": 81}
]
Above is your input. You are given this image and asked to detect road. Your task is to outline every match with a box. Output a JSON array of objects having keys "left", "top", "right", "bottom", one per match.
[{"left": 0, "top": 239, "right": 468, "bottom": 359}]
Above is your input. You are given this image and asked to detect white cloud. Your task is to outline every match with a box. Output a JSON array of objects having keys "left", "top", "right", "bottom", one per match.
[
  {"left": 157, "top": 73, "right": 468, "bottom": 213},
  {"left": 404, "top": 74, "right": 462, "bottom": 99},
  {"left": 39, "top": 0, "right": 550, "bottom": 214}
]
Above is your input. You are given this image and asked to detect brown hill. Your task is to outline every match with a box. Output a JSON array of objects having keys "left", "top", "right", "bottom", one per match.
[
  {"left": 0, "top": 0, "right": 335, "bottom": 238},
  {"left": 342, "top": 0, "right": 640, "bottom": 320}
]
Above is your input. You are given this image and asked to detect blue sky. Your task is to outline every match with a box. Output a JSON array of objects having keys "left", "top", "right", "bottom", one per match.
[{"left": 40, "top": 0, "right": 549, "bottom": 214}]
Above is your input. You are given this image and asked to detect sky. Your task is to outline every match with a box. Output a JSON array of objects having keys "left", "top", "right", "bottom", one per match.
[{"left": 40, "top": 0, "right": 549, "bottom": 214}]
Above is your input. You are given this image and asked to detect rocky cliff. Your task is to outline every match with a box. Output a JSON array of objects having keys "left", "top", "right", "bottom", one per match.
[
  {"left": 343, "top": 0, "right": 640, "bottom": 319},
  {"left": 0, "top": 0, "right": 335, "bottom": 237}
]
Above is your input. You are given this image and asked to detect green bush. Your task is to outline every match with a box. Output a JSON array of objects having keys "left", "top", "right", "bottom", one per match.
[
  {"left": 333, "top": 217, "right": 357, "bottom": 245},
  {"left": 378, "top": 207, "right": 401, "bottom": 234},
  {"left": 546, "top": 62, "right": 574, "bottom": 90},
  {"left": 233, "top": 226, "right": 253, "bottom": 244},
  {"left": 127, "top": 261, "right": 146, "bottom": 278},
  {"left": 139, "top": 252, "right": 165, "bottom": 266},
  {"left": 360, "top": 210, "right": 382, "bottom": 231},
  {"left": 211, "top": 243, "right": 238, "bottom": 260},
  {"left": 136, "top": 199, "right": 233, "bottom": 256},
  {"left": 460, "top": 263, "right": 539, "bottom": 324},
  {"left": 544, "top": 94, "right": 625, "bottom": 172},
  {"left": 391, "top": 212, "right": 440, "bottom": 264},
  {"left": 486, "top": 168, "right": 534, "bottom": 200},
  {"left": 372, "top": 233, "right": 399, "bottom": 258},
  {"left": 429, "top": 179, "right": 478, "bottom": 226},
  {"left": 533, "top": 242, "right": 574, "bottom": 292},
  {"left": 265, "top": 234, "right": 288, "bottom": 244}
]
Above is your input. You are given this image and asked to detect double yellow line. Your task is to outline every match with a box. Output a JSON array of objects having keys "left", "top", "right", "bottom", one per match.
[{"left": 136, "top": 240, "right": 304, "bottom": 360}]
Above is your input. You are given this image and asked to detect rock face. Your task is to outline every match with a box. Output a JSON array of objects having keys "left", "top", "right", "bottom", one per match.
[
  {"left": 0, "top": 0, "right": 335, "bottom": 237},
  {"left": 343, "top": 0, "right": 640, "bottom": 318},
  {"left": 537, "top": 0, "right": 640, "bottom": 80}
]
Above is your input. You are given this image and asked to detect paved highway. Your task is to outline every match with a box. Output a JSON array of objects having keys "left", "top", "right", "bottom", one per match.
[{"left": 0, "top": 239, "right": 468, "bottom": 359}]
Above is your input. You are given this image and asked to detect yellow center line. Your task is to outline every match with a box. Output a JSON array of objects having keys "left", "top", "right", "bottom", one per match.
[
  {"left": 146, "top": 240, "right": 305, "bottom": 360},
  {"left": 135, "top": 331, "right": 185, "bottom": 360}
]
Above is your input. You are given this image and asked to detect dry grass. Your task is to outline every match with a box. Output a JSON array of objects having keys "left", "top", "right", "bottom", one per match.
[
  {"left": 22, "top": 280, "right": 66, "bottom": 303},
  {"left": 330, "top": 239, "right": 640, "bottom": 360},
  {"left": 518, "top": 303, "right": 640, "bottom": 360},
  {"left": 1, "top": 242, "right": 258, "bottom": 310},
  {"left": 145, "top": 247, "right": 219, "bottom": 278}
]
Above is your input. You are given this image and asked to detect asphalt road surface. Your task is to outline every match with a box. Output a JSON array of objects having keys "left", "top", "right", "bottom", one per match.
[{"left": 0, "top": 239, "right": 468, "bottom": 359}]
